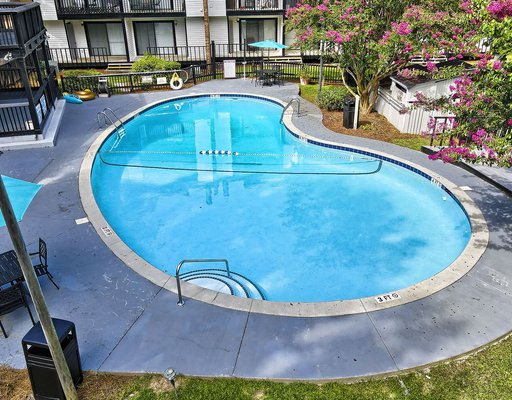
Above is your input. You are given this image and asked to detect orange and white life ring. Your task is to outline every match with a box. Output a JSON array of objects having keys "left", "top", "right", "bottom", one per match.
[{"left": 170, "top": 72, "right": 183, "bottom": 90}]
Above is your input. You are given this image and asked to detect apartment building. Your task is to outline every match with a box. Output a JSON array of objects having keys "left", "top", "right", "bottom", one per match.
[{"left": 33, "top": 0, "right": 298, "bottom": 63}]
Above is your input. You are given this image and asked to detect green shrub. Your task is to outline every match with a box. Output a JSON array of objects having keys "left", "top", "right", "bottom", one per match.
[
  {"left": 318, "top": 86, "right": 352, "bottom": 111},
  {"left": 62, "top": 70, "right": 101, "bottom": 92},
  {"left": 62, "top": 69, "right": 101, "bottom": 78},
  {"left": 131, "top": 53, "right": 181, "bottom": 72}
]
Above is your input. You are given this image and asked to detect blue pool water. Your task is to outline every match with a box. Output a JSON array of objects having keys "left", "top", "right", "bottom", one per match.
[{"left": 91, "top": 95, "right": 471, "bottom": 302}]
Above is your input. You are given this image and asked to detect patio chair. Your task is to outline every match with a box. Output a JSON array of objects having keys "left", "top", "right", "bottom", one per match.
[
  {"left": 0, "top": 283, "right": 35, "bottom": 338},
  {"left": 29, "top": 238, "right": 59, "bottom": 290}
]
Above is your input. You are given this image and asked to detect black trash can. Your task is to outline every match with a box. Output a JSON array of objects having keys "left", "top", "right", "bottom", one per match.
[
  {"left": 22, "top": 318, "right": 83, "bottom": 400},
  {"left": 343, "top": 97, "right": 356, "bottom": 128}
]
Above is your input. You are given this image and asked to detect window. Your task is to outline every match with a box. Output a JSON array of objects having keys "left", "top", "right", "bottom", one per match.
[
  {"left": 85, "top": 23, "right": 126, "bottom": 56},
  {"left": 134, "top": 22, "right": 175, "bottom": 56},
  {"left": 239, "top": 19, "right": 276, "bottom": 44}
]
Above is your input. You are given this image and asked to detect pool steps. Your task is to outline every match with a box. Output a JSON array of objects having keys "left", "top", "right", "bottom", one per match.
[{"left": 180, "top": 269, "right": 265, "bottom": 300}]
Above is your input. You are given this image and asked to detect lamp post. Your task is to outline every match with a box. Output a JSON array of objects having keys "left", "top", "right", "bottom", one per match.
[
  {"left": 163, "top": 367, "right": 178, "bottom": 399},
  {"left": 317, "top": 40, "right": 324, "bottom": 103}
]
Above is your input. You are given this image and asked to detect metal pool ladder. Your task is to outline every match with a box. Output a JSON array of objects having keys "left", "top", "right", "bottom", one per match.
[
  {"left": 280, "top": 97, "right": 300, "bottom": 124},
  {"left": 97, "top": 107, "right": 125, "bottom": 133}
]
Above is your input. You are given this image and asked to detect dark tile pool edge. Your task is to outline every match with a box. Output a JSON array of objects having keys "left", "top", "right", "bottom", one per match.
[{"left": 78, "top": 92, "right": 489, "bottom": 318}]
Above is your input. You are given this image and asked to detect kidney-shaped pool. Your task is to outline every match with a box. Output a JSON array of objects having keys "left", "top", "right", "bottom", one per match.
[{"left": 90, "top": 94, "right": 472, "bottom": 303}]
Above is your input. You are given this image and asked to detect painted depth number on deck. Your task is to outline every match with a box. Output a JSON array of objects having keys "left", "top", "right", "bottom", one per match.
[{"left": 375, "top": 292, "right": 401, "bottom": 303}]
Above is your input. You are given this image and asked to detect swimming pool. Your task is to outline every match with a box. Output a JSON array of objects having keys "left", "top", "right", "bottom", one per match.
[{"left": 87, "top": 94, "right": 474, "bottom": 303}]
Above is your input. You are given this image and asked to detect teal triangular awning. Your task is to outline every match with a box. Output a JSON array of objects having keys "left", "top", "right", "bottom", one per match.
[{"left": 0, "top": 175, "right": 42, "bottom": 227}]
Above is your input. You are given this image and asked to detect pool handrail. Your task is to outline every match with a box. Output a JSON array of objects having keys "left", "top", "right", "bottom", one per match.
[
  {"left": 280, "top": 97, "right": 300, "bottom": 124},
  {"left": 97, "top": 107, "right": 126, "bottom": 134},
  {"left": 175, "top": 259, "right": 230, "bottom": 306}
]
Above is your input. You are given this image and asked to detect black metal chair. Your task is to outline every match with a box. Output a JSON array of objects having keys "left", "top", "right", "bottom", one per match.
[
  {"left": 30, "top": 238, "right": 59, "bottom": 290},
  {"left": 0, "top": 283, "right": 35, "bottom": 338}
]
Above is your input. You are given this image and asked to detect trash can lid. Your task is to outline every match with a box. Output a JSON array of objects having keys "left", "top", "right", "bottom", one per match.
[{"left": 22, "top": 318, "right": 75, "bottom": 347}]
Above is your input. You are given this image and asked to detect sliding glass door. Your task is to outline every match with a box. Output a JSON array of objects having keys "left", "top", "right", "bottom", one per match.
[
  {"left": 86, "top": 22, "right": 126, "bottom": 56},
  {"left": 134, "top": 22, "right": 175, "bottom": 55},
  {"left": 240, "top": 19, "right": 277, "bottom": 44}
]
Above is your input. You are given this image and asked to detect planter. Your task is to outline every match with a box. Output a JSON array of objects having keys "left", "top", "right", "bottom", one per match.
[
  {"left": 74, "top": 90, "right": 95, "bottom": 101},
  {"left": 300, "top": 77, "right": 310, "bottom": 85}
]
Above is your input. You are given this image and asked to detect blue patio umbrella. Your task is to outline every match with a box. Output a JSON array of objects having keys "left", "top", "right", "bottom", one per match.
[
  {"left": 248, "top": 40, "right": 289, "bottom": 61},
  {"left": 0, "top": 175, "right": 42, "bottom": 227}
]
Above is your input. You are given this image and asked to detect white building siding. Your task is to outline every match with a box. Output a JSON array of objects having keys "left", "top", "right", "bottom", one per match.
[
  {"left": 208, "top": 0, "right": 226, "bottom": 17},
  {"left": 375, "top": 88, "right": 453, "bottom": 134},
  {"left": 185, "top": 18, "right": 205, "bottom": 46},
  {"left": 376, "top": 76, "right": 458, "bottom": 134},
  {"left": 34, "top": 0, "right": 58, "bottom": 21},
  {"left": 44, "top": 21, "right": 68, "bottom": 48},
  {"left": 175, "top": 20, "right": 187, "bottom": 46},
  {"left": 209, "top": 17, "right": 228, "bottom": 43},
  {"left": 185, "top": 0, "right": 204, "bottom": 17}
]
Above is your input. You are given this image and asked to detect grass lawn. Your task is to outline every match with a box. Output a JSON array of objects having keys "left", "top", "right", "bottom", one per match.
[
  {"left": 300, "top": 84, "right": 436, "bottom": 152},
  {"left": 3, "top": 332, "right": 512, "bottom": 399}
]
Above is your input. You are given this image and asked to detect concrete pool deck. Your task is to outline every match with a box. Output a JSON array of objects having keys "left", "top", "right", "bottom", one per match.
[{"left": 1, "top": 79, "right": 511, "bottom": 380}]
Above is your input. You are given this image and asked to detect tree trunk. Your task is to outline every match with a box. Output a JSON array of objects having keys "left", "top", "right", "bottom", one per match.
[{"left": 203, "top": 0, "right": 211, "bottom": 65}]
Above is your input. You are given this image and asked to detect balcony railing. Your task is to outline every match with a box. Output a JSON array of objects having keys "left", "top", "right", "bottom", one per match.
[
  {"left": 0, "top": 3, "right": 45, "bottom": 53},
  {"left": 55, "top": 0, "right": 185, "bottom": 17},
  {"left": 49, "top": 47, "right": 109, "bottom": 67},
  {"left": 226, "top": 0, "right": 298, "bottom": 12},
  {"left": 0, "top": 68, "right": 58, "bottom": 137}
]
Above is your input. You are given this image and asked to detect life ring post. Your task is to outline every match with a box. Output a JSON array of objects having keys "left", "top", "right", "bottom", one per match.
[{"left": 170, "top": 72, "right": 183, "bottom": 90}]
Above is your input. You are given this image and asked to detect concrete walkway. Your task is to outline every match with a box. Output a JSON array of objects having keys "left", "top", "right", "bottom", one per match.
[{"left": 1, "top": 79, "right": 511, "bottom": 379}]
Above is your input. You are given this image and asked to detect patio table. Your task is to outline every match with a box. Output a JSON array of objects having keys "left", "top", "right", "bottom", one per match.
[
  {"left": 257, "top": 69, "right": 281, "bottom": 86},
  {"left": 0, "top": 250, "right": 23, "bottom": 287}
]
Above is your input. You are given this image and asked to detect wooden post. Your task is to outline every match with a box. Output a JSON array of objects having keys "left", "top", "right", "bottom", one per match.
[
  {"left": 203, "top": 0, "right": 211, "bottom": 65},
  {"left": 0, "top": 176, "right": 78, "bottom": 400},
  {"left": 211, "top": 41, "right": 216, "bottom": 79}
]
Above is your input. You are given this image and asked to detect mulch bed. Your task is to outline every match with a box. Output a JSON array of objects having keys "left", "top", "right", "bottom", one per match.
[{"left": 322, "top": 110, "right": 420, "bottom": 142}]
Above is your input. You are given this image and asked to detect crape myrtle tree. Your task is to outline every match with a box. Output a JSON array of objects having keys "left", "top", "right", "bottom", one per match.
[
  {"left": 285, "top": 0, "right": 478, "bottom": 115},
  {"left": 415, "top": 0, "right": 512, "bottom": 166}
]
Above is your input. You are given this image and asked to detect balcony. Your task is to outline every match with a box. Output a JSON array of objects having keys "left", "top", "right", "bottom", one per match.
[
  {"left": 0, "top": 2, "right": 46, "bottom": 57},
  {"left": 54, "top": 0, "right": 186, "bottom": 18},
  {"left": 226, "top": 0, "right": 298, "bottom": 14}
]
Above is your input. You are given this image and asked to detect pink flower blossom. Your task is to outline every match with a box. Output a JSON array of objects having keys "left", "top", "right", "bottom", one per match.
[
  {"left": 392, "top": 22, "right": 412, "bottom": 36},
  {"left": 492, "top": 60, "right": 503, "bottom": 70},
  {"left": 426, "top": 61, "right": 437, "bottom": 72},
  {"left": 487, "top": 0, "right": 512, "bottom": 20}
]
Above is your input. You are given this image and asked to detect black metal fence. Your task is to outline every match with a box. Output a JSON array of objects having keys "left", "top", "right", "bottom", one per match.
[
  {"left": 61, "top": 68, "right": 193, "bottom": 94},
  {"left": 0, "top": 3, "right": 45, "bottom": 50},
  {"left": 55, "top": 0, "right": 185, "bottom": 16},
  {"left": 48, "top": 40, "right": 320, "bottom": 68},
  {"left": 0, "top": 68, "right": 58, "bottom": 137},
  {"left": 147, "top": 41, "right": 317, "bottom": 63},
  {"left": 0, "top": 67, "right": 40, "bottom": 90},
  {"left": 60, "top": 61, "right": 344, "bottom": 94},
  {"left": 0, "top": 103, "right": 32, "bottom": 135},
  {"left": 225, "top": 0, "right": 299, "bottom": 11}
]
